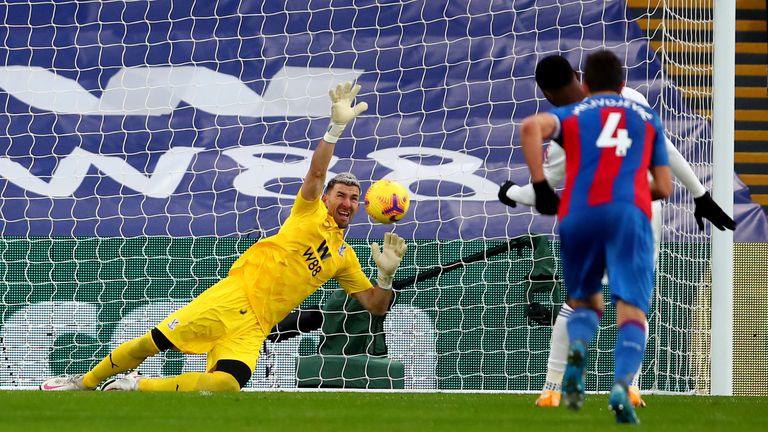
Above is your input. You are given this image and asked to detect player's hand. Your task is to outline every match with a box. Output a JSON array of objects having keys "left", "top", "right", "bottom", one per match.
[
  {"left": 498, "top": 181, "right": 517, "bottom": 208},
  {"left": 329, "top": 82, "right": 368, "bottom": 125},
  {"left": 371, "top": 232, "right": 408, "bottom": 290},
  {"left": 533, "top": 180, "right": 559, "bottom": 215},
  {"left": 324, "top": 82, "right": 368, "bottom": 143},
  {"left": 694, "top": 191, "right": 736, "bottom": 231}
]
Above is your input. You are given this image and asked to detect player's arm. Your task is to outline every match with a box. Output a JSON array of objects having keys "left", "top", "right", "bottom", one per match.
[
  {"left": 351, "top": 286, "right": 393, "bottom": 316},
  {"left": 499, "top": 142, "right": 565, "bottom": 208},
  {"left": 521, "top": 113, "right": 557, "bottom": 182},
  {"left": 664, "top": 139, "right": 736, "bottom": 231},
  {"left": 650, "top": 165, "right": 672, "bottom": 200},
  {"left": 624, "top": 87, "right": 735, "bottom": 230},
  {"left": 665, "top": 139, "right": 706, "bottom": 198},
  {"left": 301, "top": 82, "right": 368, "bottom": 202},
  {"left": 649, "top": 117, "right": 673, "bottom": 200},
  {"left": 520, "top": 113, "right": 560, "bottom": 215},
  {"left": 625, "top": 86, "right": 706, "bottom": 197},
  {"left": 351, "top": 232, "right": 408, "bottom": 315}
]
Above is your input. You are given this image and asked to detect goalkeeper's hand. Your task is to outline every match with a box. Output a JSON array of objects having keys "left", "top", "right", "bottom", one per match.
[
  {"left": 533, "top": 180, "right": 559, "bottom": 215},
  {"left": 324, "top": 82, "right": 368, "bottom": 143},
  {"left": 694, "top": 191, "right": 736, "bottom": 231},
  {"left": 371, "top": 232, "right": 408, "bottom": 290},
  {"left": 498, "top": 180, "right": 517, "bottom": 208}
]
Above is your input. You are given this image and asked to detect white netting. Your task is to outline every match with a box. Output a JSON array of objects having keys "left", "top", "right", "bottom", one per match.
[
  {"left": 0, "top": 0, "right": 712, "bottom": 393},
  {"left": 627, "top": 0, "right": 714, "bottom": 394}
]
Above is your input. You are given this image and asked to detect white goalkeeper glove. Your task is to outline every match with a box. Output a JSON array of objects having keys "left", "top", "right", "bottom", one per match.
[
  {"left": 371, "top": 232, "right": 407, "bottom": 290},
  {"left": 323, "top": 82, "right": 368, "bottom": 143}
]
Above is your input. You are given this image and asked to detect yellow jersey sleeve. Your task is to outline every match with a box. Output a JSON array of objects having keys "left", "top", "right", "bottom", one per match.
[
  {"left": 335, "top": 244, "right": 373, "bottom": 294},
  {"left": 292, "top": 187, "right": 324, "bottom": 218}
]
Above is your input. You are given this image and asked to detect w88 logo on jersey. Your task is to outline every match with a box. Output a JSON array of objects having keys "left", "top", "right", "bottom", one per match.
[{"left": 302, "top": 240, "right": 331, "bottom": 276}]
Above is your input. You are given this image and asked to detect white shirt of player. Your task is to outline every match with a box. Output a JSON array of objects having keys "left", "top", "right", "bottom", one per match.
[{"left": 504, "top": 87, "right": 707, "bottom": 207}]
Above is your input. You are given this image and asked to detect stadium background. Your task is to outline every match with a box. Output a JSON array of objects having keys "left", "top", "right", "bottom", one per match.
[{"left": 0, "top": 0, "right": 766, "bottom": 395}]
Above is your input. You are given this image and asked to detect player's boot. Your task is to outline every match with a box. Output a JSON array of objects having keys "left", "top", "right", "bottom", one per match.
[
  {"left": 561, "top": 341, "right": 587, "bottom": 411},
  {"left": 609, "top": 383, "right": 640, "bottom": 424},
  {"left": 535, "top": 390, "right": 561, "bottom": 407},
  {"left": 628, "top": 385, "right": 647, "bottom": 408},
  {"left": 100, "top": 371, "right": 142, "bottom": 391},
  {"left": 536, "top": 390, "right": 560, "bottom": 408},
  {"left": 39, "top": 374, "right": 90, "bottom": 391}
]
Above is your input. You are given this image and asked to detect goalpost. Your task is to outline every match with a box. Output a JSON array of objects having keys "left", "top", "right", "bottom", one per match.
[
  {"left": 0, "top": 0, "right": 724, "bottom": 393},
  {"left": 710, "top": 0, "right": 735, "bottom": 397}
]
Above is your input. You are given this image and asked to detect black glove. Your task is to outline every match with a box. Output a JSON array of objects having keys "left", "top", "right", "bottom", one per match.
[
  {"left": 498, "top": 181, "right": 517, "bottom": 208},
  {"left": 527, "top": 302, "right": 555, "bottom": 326},
  {"left": 533, "top": 180, "right": 559, "bottom": 215},
  {"left": 694, "top": 191, "right": 736, "bottom": 231},
  {"left": 267, "top": 308, "right": 323, "bottom": 343}
]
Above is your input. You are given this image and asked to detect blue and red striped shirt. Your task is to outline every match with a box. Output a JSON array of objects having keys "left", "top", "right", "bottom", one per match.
[{"left": 549, "top": 94, "right": 669, "bottom": 219}]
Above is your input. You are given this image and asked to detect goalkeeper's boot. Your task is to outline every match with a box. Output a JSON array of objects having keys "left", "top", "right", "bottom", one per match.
[
  {"left": 535, "top": 390, "right": 561, "bottom": 407},
  {"left": 609, "top": 382, "right": 640, "bottom": 424},
  {"left": 628, "top": 385, "right": 647, "bottom": 408},
  {"left": 101, "top": 371, "right": 142, "bottom": 391},
  {"left": 40, "top": 374, "right": 90, "bottom": 391},
  {"left": 562, "top": 341, "right": 587, "bottom": 411}
]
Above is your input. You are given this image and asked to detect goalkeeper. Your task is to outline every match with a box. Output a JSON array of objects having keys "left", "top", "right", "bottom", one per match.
[
  {"left": 498, "top": 55, "right": 735, "bottom": 408},
  {"left": 40, "top": 82, "right": 408, "bottom": 392}
]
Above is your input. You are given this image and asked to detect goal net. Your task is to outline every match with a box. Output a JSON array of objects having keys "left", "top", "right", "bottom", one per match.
[{"left": 0, "top": 0, "right": 714, "bottom": 393}]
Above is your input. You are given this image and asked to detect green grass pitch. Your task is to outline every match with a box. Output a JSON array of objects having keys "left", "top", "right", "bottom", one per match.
[{"left": 1, "top": 391, "right": 766, "bottom": 431}]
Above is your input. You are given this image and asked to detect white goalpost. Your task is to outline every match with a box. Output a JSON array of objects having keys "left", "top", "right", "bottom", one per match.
[
  {"left": 0, "top": 0, "right": 724, "bottom": 394},
  {"left": 710, "top": 0, "right": 735, "bottom": 397}
]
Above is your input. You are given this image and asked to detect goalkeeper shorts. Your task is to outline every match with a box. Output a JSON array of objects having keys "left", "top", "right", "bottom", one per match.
[{"left": 156, "top": 276, "right": 267, "bottom": 373}]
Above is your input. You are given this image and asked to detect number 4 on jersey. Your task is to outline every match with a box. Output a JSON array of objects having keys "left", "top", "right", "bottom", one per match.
[{"left": 596, "top": 112, "right": 632, "bottom": 156}]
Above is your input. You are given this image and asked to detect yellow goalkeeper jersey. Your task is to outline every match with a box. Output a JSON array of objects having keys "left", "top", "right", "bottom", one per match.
[{"left": 229, "top": 189, "right": 372, "bottom": 330}]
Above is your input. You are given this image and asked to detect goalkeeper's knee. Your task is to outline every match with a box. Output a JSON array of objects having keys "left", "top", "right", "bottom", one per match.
[
  {"left": 205, "top": 371, "right": 241, "bottom": 392},
  {"left": 215, "top": 359, "right": 253, "bottom": 389}
]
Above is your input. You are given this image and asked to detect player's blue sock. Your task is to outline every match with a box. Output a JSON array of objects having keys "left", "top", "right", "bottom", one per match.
[
  {"left": 614, "top": 320, "right": 647, "bottom": 385},
  {"left": 566, "top": 307, "right": 600, "bottom": 346}
]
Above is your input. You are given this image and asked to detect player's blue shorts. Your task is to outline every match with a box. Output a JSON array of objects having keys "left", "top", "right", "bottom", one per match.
[{"left": 559, "top": 203, "right": 655, "bottom": 315}]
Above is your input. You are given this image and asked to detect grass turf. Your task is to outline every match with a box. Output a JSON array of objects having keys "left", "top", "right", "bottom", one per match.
[{"left": 1, "top": 391, "right": 766, "bottom": 431}]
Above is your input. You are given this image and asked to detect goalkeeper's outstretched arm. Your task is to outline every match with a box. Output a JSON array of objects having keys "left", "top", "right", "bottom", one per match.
[{"left": 302, "top": 82, "right": 368, "bottom": 202}]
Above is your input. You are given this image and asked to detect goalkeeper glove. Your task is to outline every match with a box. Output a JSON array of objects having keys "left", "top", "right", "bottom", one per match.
[
  {"left": 323, "top": 82, "right": 368, "bottom": 143},
  {"left": 371, "top": 232, "right": 408, "bottom": 290},
  {"left": 498, "top": 181, "right": 517, "bottom": 208},
  {"left": 694, "top": 191, "right": 736, "bottom": 231},
  {"left": 533, "top": 180, "right": 559, "bottom": 215}
]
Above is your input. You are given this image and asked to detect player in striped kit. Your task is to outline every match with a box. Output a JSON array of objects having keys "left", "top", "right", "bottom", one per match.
[
  {"left": 520, "top": 49, "right": 672, "bottom": 423},
  {"left": 500, "top": 55, "right": 735, "bottom": 409}
]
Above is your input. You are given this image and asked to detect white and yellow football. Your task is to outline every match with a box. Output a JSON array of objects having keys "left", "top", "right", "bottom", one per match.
[{"left": 364, "top": 179, "right": 410, "bottom": 224}]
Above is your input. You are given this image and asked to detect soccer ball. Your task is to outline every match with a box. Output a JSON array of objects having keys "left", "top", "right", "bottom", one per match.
[{"left": 364, "top": 179, "right": 410, "bottom": 224}]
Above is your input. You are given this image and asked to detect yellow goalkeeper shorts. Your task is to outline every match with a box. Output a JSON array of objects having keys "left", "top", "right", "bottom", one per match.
[{"left": 156, "top": 275, "right": 267, "bottom": 373}]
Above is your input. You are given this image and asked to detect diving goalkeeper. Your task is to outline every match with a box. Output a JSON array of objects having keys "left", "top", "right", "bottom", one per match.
[
  {"left": 40, "top": 82, "right": 408, "bottom": 392},
  {"left": 498, "top": 55, "right": 735, "bottom": 408}
]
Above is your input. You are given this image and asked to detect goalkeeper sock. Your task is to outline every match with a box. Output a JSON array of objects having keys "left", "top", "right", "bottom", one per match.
[
  {"left": 138, "top": 371, "right": 240, "bottom": 392},
  {"left": 566, "top": 307, "right": 600, "bottom": 346},
  {"left": 614, "top": 320, "right": 647, "bottom": 386},
  {"left": 543, "top": 304, "right": 573, "bottom": 391},
  {"left": 82, "top": 331, "right": 160, "bottom": 389}
]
